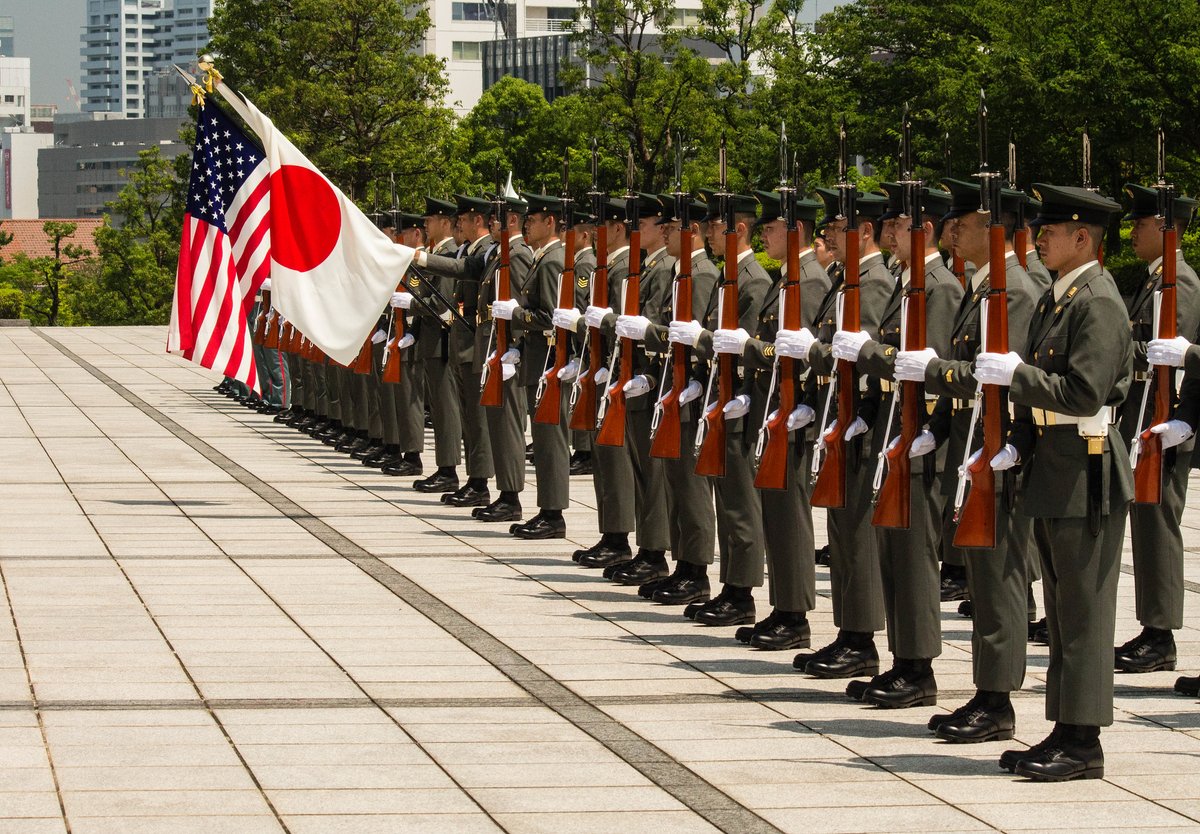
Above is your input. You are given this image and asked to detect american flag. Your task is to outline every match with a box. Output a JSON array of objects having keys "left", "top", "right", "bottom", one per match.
[{"left": 168, "top": 100, "right": 271, "bottom": 390}]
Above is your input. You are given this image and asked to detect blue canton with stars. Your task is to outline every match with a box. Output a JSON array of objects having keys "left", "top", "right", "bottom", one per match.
[{"left": 186, "top": 101, "right": 264, "bottom": 233}]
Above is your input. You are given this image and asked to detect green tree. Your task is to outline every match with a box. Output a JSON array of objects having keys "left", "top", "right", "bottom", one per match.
[
  {"left": 80, "top": 147, "right": 184, "bottom": 326},
  {"left": 454, "top": 77, "right": 555, "bottom": 193},
  {"left": 2, "top": 223, "right": 90, "bottom": 326},
  {"left": 207, "top": 0, "right": 457, "bottom": 206}
]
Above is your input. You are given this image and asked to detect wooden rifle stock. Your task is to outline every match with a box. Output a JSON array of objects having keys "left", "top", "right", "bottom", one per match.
[
  {"left": 650, "top": 231, "right": 693, "bottom": 459},
  {"left": 1134, "top": 224, "right": 1178, "bottom": 504},
  {"left": 262, "top": 308, "right": 281, "bottom": 350},
  {"left": 872, "top": 225, "right": 927, "bottom": 528},
  {"left": 381, "top": 288, "right": 406, "bottom": 384},
  {"left": 954, "top": 222, "right": 1009, "bottom": 549},
  {"left": 1014, "top": 228, "right": 1029, "bottom": 270},
  {"left": 534, "top": 229, "right": 576, "bottom": 425},
  {"left": 812, "top": 227, "right": 861, "bottom": 508},
  {"left": 481, "top": 234, "right": 511, "bottom": 408},
  {"left": 253, "top": 290, "right": 270, "bottom": 345},
  {"left": 351, "top": 335, "right": 374, "bottom": 374},
  {"left": 570, "top": 224, "right": 607, "bottom": 431},
  {"left": 597, "top": 229, "right": 641, "bottom": 447},
  {"left": 952, "top": 252, "right": 967, "bottom": 288},
  {"left": 755, "top": 226, "right": 802, "bottom": 490},
  {"left": 695, "top": 230, "right": 739, "bottom": 477}
]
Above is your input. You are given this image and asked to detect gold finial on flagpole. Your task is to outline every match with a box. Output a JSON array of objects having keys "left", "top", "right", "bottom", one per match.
[
  {"left": 197, "top": 54, "right": 223, "bottom": 94},
  {"left": 173, "top": 64, "right": 206, "bottom": 106}
]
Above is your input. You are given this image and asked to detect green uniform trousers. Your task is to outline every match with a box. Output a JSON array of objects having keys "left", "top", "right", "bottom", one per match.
[
  {"left": 760, "top": 437, "right": 816, "bottom": 613},
  {"left": 664, "top": 409, "right": 715, "bottom": 567},
  {"left": 626, "top": 407, "right": 671, "bottom": 551},
  {"left": 456, "top": 362, "right": 494, "bottom": 479},
  {"left": 1129, "top": 446, "right": 1192, "bottom": 630},
  {"left": 877, "top": 462, "right": 944, "bottom": 660},
  {"left": 713, "top": 428, "right": 765, "bottom": 588},
  {"left": 526, "top": 384, "right": 570, "bottom": 511},
  {"left": 826, "top": 433, "right": 885, "bottom": 633},
  {"left": 485, "top": 374, "right": 527, "bottom": 494}
]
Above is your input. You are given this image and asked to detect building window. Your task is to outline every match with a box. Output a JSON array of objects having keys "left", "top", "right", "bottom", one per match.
[
  {"left": 451, "top": 2, "right": 492, "bottom": 21},
  {"left": 546, "top": 6, "right": 574, "bottom": 19},
  {"left": 452, "top": 41, "right": 481, "bottom": 60}
]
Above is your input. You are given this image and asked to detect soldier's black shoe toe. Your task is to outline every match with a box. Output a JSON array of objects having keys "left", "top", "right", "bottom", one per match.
[
  {"left": 273, "top": 409, "right": 294, "bottom": 423},
  {"left": 413, "top": 473, "right": 460, "bottom": 494},
  {"left": 814, "top": 544, "right": 830, "bottom": 566},
  {"left": 736, "top": 610, "right": 781, "bottom": 645},
  {"left": 1000, "top": 727, "right": 1063, "bottom": 772},
  {"left": 568, "top": 453, "right": 594, "bottom": 476},
  {"left": 1014, "top": 741, "right": 1104, "bottom": 782},
  {"left": 793, "top": 638, "right": 842, "bottom": 671},
  {"left": 652, "top": 577, "right": 710, "bottom": 606},
  {"left": 510, "top": 515, "right": 566, "bottom": 539},
  {"left": 805, "top": 645, "right": 879, "bottom": 679},
  {"left": 362, "top": 446, "right": 394, "bottom": 467},
  {"left": 443, "top": 485, "right": 491, "bottom": 507},
  {"left": 936, "top": 703, "right": 1015, "bottom": 743},
  {"left": 351, "top": 441, "right": 383, "bottom": 461},
  {"left": 1028, "top": 618, "right": 1048, "bottom": 644},
  {"left": 1115, "top": 629, "right": 1176, "bottom": 673},
  {"left": 848, "top": 667, "right": 903, "bottom": 702},
  {"left": 614, "top": 558, "right": 669, "bottom": 587},
  {"left": 381, "top": 459, "right": 423, "bottom": 477},
  {"left": 1174, "top": 675, "right": 1200, "bottom": 697},
  {"left": 472, "top": 499, "right": 521, "bottom": 522},
  {"left": 864, "top": 672, "right": 937, "bottom": 709},
  {"left": 693, "top": 597, "right": 755, "bottom": 627},
  {"left": 578, "top": 545, "right": 633, "bottom": 569},
  {"left": 958, "top": 599, "right": 974, "bottom": 618},
  {"left": 939, "top": 577, "right": 970, "bottom": 602},
  {"left": 750, "top": 617, "right": 811, "bottom": 651},
  {"left": 928, "top": 694, "right": 981, "bottom": 732}
]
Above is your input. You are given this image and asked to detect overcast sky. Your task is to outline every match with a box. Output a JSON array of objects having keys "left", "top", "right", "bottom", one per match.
[{"left": 1, "top": 0, "right": 84, "bottom": 112}]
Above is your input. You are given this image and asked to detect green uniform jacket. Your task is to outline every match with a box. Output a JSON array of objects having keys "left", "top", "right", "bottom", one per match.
[
  {"left": 476, "top": 236, "right": 534, "bottom": 372},
  {"left": 510, "top": 239, "right": 566, "bottom": 387},
  {"left": 421, "top": 233, "right": 494, "bottom": 366},
  {"left": 643, "top": 250, "right": 721, "bottom": 389},
  {"left": 412, "top": 236, "right": 458, "bottom": 361}
]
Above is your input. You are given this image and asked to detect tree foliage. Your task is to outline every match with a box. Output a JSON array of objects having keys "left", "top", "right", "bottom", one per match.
[{"left": 0, "top": 223, "right": 91, "bottom": 326}]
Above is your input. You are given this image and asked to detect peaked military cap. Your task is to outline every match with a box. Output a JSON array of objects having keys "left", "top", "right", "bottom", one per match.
[
  {"left": 941, "top": 178, "right": 982, "bottom": 220},
  {"left": 572, "top": 207, "right": 596, "bottom": 226},
  {"left": 855, "top": 191, "right": 889, "bottom": 219},
  {"left": 878, "top": 182, "right": 906, "bottom": 221},
  {"left": 424, "top": 196, "right": 457, "bottom": 217},
  {"left": 920, "top": 187, "right": 952, "bottom": 220},
  {"left": 368, "top": 211, "right": 394, "bottom": 232},
  {"left": 395, "top": 212, "right": 425, "bottom": 231},
  {"left": 698, "top": 189, "right": 721, "bottom": 223},
  {"left": 1123, "top": 182, "right": 1198, "bottom": 225},
  {"left": 755, "top": 190, "right": 822, "bottom": 227},
  {"left": 656, "top": 192, "right": 707, "bottom": 225},
  {"left": 454, "top": 194, "right": 493, "bottom": 215},
  {"left": 1028, "top": 183, "right": 1123, "bottom": 228},
  {"left": 600, "top": 198, "right": 629, "bottom": 223},
  {"left": 519, "top": 192, "right": 562, "bottom": 215}
]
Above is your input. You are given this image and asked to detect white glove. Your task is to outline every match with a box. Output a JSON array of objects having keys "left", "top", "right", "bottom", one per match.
[
  {"left": 832, "top": 330, "right": 872, "bottom": 362},
  {"left": 501, "top": 364, "right": 516, "bottom": 381},
  {"left": 584, "top": 305, "right": 612, "bottom": 329},
  {"left": 260, "top": 279, "right": 272, "bottom": 292},
  {"left": 500, "top": 348, "right": 520, "bottom": 365},
  {"left": 1151, "top": 419, "right": 1194, "bottom": 450},
  {"left": 668, "top": 319, "right": 704, "bottom": 347},
  {"left": 371, "top": 329, "right": 387, "bottom": 345},
  {"left": 975, "top": 351, "right": 1023, "bottom": 386},
  {"left": 679, "top": 379, "right": 704, "bottom": 405},
  {"left": 786, "top": 404, "right": 815, "bottom": 431},
  {"left": 844, "top": 416, "right": 868, "bottom": 440},
  {"left": 492, "top": 298, "right": 519, "bottom": 320},
  {"left": 415, "top": 250, "right": 428, "bottom": 268},
  {"left": 391, "top": 292, "right": 412, "bottom": 310},
  {"left": 557, "top": 358, "right": 580, "bottom": 381},
  {"left": 397, "top": 333, "right": 415, "bottom": 350},
  {"left": 615, "top": 314, "right": 651, "bottom": 340},
  {"left": 774, "top": 328, "right": 815, "bottom": 360},
  {"left": 723, "top": 394, "right": 751, "bottom": 419},
  {"left": 894, "top": 348, "right": 937, "bottom": 382},
  {"left": 623, "top": 374, "right": 651, "bottom": 398},
  {"left": 594, "top": 367, "right": 610, "bottom": 385},
  {"left": 964, "top": 443, "right": 1019, "bottom": 479},
  {"left": 908, "top": 429, "right": 937, "bottom": 458},
  {"left": 439, "top": 309, "right": 452, "bottom": 323},
  {"left": 1147, "top": 336, "right": 1191, "bottom": 368},
  {"left": 713, "top": 328, "right": 751, "bottom": 355},
  {"left": 553, "top": 307, "right": 582, "bottom": 331}
]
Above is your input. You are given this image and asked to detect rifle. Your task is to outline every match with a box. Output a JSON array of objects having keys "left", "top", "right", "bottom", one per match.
[
  {"left": 570, "top": 138, "right": 607, "bottom": 431},
  {"left": 534, "top": 156, "right": 577, "bottom": 424},
  {"left": 872, "top": 106, "right": 925, "bottom": 528},
  {"left": 382, "top": 175, "right": 407, "bottom": 384},
  {"left": 480, "top": 174, "right": 511, "bottom": 408},
  {"left": 1132, "top": 127, "right": 1178, "bottom": 504},
  {"left": 650, "top": 137, "right": 693, "bottom": 459},
  {"left": 1082, "top": 123, "right": 1105, "bottom": 267},
  {"left": 695, "top": 136, "right": 738, "bottom": 477},
  {"left": 754, "top": 124, "right": 800, "bottom": 490},
  {"left": 596, "top": 150, "right": 641, "bottom": 447},
  {"left": 811, "top": 118, "right": 860, "bottom": 509},
  {"left": 252, "top": 289, "right": 270, "bottom": 345},
  {"left": 945, "top": 132, "right": 967, "bottom": 287},
  {"left": 1009, "top": 134, "right": 1028, "bottom": 270},
  {"left": 953, "top": 89, "right": 1010, "bottom": 550}
]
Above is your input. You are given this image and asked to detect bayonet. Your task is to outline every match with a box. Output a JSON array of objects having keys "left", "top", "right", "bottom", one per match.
[{"left": 1082, "top": 123, "right": 1095, "bottom": 192}]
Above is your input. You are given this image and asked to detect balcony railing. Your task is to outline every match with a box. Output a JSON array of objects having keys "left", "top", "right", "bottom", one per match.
[{"left": 524, "top": 18, "right": 575, "bottom": 33}]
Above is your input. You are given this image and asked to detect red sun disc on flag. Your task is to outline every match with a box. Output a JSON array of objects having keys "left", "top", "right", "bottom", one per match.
[{"left": 270, "top": 164, "right": 341, "bottom": 272}]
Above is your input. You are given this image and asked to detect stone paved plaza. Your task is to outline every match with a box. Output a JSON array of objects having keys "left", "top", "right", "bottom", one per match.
[{"left": 4, "top": 326, "right": 1200, "bottom": 833}]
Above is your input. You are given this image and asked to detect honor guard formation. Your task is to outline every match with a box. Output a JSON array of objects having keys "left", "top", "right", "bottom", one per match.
[{"left": 218, "top": 104, "right": 1200, "bottom": 785}]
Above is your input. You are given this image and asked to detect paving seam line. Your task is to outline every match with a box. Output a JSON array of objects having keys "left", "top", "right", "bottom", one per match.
[{"left": 33, "top": 328, "right": 787, "bottom": 834}]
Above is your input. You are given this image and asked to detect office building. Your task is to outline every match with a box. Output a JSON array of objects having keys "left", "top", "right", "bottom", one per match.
[
  {"left": 0, "top": 57, "right": 30, "bottom": 128},
  {"left": 1, "top": 126, "right": 54, "bottom": 219}
]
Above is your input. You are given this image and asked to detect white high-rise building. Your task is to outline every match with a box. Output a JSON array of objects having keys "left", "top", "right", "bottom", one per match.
[
  {"left": 0, "top": 56, "right": 30, "bottom": 128},
  {"left": 79, "top": 0, "right": 214, "bottom": 119}
]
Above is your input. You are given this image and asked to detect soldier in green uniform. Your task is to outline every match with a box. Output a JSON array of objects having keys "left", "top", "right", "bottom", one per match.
[
  {"left": 492, "top": 193, "right": 571, "bottom": 539},
  {"left": 686, "top": 193, "right": 771, "bottom": 626},
  {"left": 727, "top": 190, "right": 830, "bottom": 649},
  {"left": 974, "top": 184, "right": 1131, "bottom": 781},
  {"left": 833, "top": 185, "right": 963, "bottom": 706},
  {"left": 604, "top": 195, "right": 675, "bottom": 585},
  {"left": 784, "top": 188, "right": 891, "bottom": 680},
  {"left": 380, "top": 213, "right": 429, "bottom": 476},
  {"left": 411, "top": 195, "right": 497, "bottom": 505},
  {"left": 897, "top": 178, "right": 1038, "bottom": 741},
  {"left": 473, "top": 195, "right": 535, "bottom": 522},
  {"left": 1113, "top": 184, "right": 1200, "bottom": 673}
]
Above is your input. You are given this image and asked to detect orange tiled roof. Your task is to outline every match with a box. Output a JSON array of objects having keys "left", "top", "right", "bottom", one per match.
[{"left": 0, "top": 219, "right": 103, "bottom": 261}]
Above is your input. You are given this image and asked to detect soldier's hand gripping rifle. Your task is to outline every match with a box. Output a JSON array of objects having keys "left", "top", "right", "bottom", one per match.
[
  {"left": 650, "top": 138, "right": 694, "bottom": 459},
  {"left": 480, "top": 174, "right": 512, "bottom": 407},
  {"left": 1132, "top": 127, "right": 1178, "bottom": 504},
  {"left": 382, "top": 175, "right": 407, "bottom": 384},
  {"left": 596, "top": 150, "right": 641, "bottom": 447},
  {"left": 811, "top": 118, "right": 860, "bottom": 509},
  {"left": 533, "top": 156, "right": 577, "bottom": 425},
  {"left": 695, "top": 137, "right": 739, "bottom": 477},
  {"left": 754, "top": 126, "right": 801, "bottom": 490},
  {"left": 872, "top": 107, "right": 926, "bottom": 528},
  {"left": 570, "top": 139, "right": 607, "bottom": 432},
  {"left": 953, "top": 90, "right": 1011, "bottom": 550}
]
